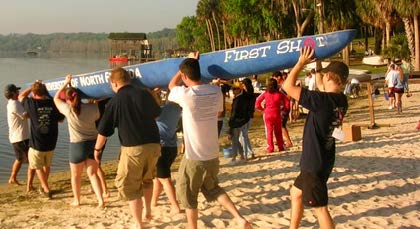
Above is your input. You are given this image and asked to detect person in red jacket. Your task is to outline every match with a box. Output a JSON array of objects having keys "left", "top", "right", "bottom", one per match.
[{"left": 255, "top": 78, "right": 286, "bottom": 153}]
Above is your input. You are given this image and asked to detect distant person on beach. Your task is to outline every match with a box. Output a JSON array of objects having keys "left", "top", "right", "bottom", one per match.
[
  {"left": 94, "top": 67, "right": 161, "bottom": 228},
  {"left": 251, "top": 74, "right": 262, "bottom": 92},
  {"left": 151, "top": 100, "right": 182, "bottom": 214},
  {"left": 401, "top": 59, "right": 411, "bottom": 95},
  {"left": 393, "top": 65, "right": 405, "bottom": 113},
  {"left": 53, "top": 75, "right": 104, "bottom": 208},
  {"left": 240, "top": 78, "right": 256, "bottom": 159},
  {"left": 168, "top": 52, "right": 252, "bottom": 229},
  {"left": 228, "top": 81, "right": 251, "bottom": 164},
  {"left": 385, "top": 64, "right": 399, "bottom": 109},
  {"left": 19, "top": 81, "right": 65, "bottom": 199},
  {"left": 278, "top": 74, "right": 294, "bottom": 148},
  {"left": 283, "top": 47, "right": 348, "bottom": 229},
  {"left": 4, "top": 84, "right": 36, "bottom": 192},
  {"left": 255, "top": 78, "right": 286, "bottom": 153}
]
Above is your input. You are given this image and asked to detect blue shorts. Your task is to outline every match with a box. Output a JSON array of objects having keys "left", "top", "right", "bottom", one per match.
[{"left": 69, "top": 140, "right": 96, "bottom": 164}]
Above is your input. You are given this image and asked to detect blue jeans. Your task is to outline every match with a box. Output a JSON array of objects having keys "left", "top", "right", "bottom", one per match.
[
  {"left": 231, "top": 126, "right": 244, "bottom": 159},
  {"left": 240, "top": 119, "right": 254, "bottom": 158}
]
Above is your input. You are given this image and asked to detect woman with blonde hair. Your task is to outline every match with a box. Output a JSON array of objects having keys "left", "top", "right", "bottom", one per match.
[{"left": 53, "top": 75, "right": 104, "bottom": 208}]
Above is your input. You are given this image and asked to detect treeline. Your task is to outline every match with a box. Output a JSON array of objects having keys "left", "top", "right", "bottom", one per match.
[
  {"left": 176, "top": 0, "right": 419, "bottom": 70},
  {"left": 0, "top": 29, "right": 179, "bottom": 58}
]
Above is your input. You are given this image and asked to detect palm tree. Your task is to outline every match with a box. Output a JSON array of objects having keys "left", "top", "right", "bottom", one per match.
[{"left": 392, "top": 0, "right": 420, "bottom": 71}]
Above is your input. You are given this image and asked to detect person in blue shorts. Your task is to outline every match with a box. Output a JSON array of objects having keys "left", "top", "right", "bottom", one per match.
[{"left": 151, "top": 100, "right": 182, "bottom": 214}]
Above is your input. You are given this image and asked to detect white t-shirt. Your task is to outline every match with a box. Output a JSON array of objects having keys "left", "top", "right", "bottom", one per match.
[
  {"left": 7, "top": 99, "right": 30, "bottom": 143},
  {"left": 56, "top": 102, "right": 99, "bottom": 143},
  {"left": 308, "top": 75, "right": 317, "bottom": 91},
  {"left": 385, "top": 70, "right": 398, "bottom": 88},
  {"left": 168, "top": 84, "right": 223, "bottom": 161}
]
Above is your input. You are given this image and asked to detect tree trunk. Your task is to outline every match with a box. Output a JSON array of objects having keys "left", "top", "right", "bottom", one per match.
[
  {"left": 205, "top": 20, "right": 214, "bottom": 51},
  {"left": 385, "top": 21, "right": 391, "bottom": 48},
  {"left": 374, "top": 27, "right": 382, "bottom": 55},
  {"left": 212, "top": 12, "right": 221, "bottom": 51},
  {"left": 414, "top": 15, "right": 420, "bottom": 71},
  {"left": 402, "top": 17, "right": 416, "bottom": 69},
  {"left": 222, "top": 21, "right": 227, "bottom": 50},
  {"left": 342, "top": 45, "right": 350, "bottom": 66},
  {"left": 364, "top": 26, "right": 369, "bottom": 52}
]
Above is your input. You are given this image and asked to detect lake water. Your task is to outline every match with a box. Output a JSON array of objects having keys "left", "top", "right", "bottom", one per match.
[{"left": 0, "top": 54, "right": 122, "bottom": 184}]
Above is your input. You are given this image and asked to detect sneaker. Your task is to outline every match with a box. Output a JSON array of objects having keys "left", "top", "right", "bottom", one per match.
[{"left": 388, "top": 105, "right": 393, "bottom": 110}]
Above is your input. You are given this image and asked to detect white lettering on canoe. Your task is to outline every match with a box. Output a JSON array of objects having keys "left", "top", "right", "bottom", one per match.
[
  {"left": 224, "top": 46, "right": 271, "bottom": 63},
  {"left": 45, "top": 80, "right": 66, "bottom": 91},
  {"left": 276, "top": 40, "right": 303, "bottom": 54},
  {"left": 135, "top": 68, "right": 142, "bottom": 78},
  {"left": 316, "top": 36, "right": 326, "bottom": 47},
  {"left": 79, "top": 74, "right": 105, "bottom": 86}
]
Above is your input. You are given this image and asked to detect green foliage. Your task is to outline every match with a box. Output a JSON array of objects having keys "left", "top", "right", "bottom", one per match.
[
  {"left": 383, "top": 33, "right": 410, "bottom": 61},
  {"left": 176, "top": 16, "right": 211, "bottom": 52}
]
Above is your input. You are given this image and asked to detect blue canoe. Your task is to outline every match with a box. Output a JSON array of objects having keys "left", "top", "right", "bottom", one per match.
[{"left": 41, "top": 29, "right": 356, "bottom": 98}]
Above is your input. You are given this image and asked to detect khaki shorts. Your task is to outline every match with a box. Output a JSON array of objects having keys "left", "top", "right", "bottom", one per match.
[
  {"left": 28, "top": 147, "right": 54, "bottom": 169},
  {"left": 115, "top": 143, "right": 161, "bottom": 201},
  {"left": 176, "top": 156, "right": 225, "bottom": 209}
]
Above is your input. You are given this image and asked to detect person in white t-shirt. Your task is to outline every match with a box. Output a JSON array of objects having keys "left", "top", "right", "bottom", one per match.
[
  {"left": 308, "top": 69, "right": 317, "bottom": 91},
  {"left": 168, "top": 52, "right": 252, "bottom": 229},
  {"left": 4, "top": 84, "right": 36, "bottom": 192}
]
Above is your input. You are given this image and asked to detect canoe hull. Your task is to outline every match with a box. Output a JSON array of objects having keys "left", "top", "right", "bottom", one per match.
[{"left": 41, "top": 29, "right": 356, "bottom": 98}]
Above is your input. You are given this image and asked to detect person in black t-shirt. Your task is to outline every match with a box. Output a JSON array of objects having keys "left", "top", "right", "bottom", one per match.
[
  {"left": 94, "top": 67, "right": 161, "bottom": 228},
  {"left": 283, "top": 47, "right": 349, "bottom": 229},
  {"left": 18, "top": 81, "right": 64, "bottom": 199}
]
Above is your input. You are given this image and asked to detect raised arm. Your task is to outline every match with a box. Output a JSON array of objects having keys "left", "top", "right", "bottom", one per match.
[
  {"left": 168, "top": 70, "right": 183, "bottom": 91},
  {"left": 53, "top": 74, "right": 72, "bottom": 107},
  {"left": 283, "top": 47, "right": 315, "bottom": 101},
  {"left": 18, "top": 87, "right": 32, "bottom": 103}
]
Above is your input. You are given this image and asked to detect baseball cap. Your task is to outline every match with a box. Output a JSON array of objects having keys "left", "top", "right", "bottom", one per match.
[
  {"left": 4, "top": 84, "right": 21, "bottom": 95},
  {"left": 231, "top": 81, "right": 242, "bottom": 89},
  {"left": 319, "top": 61, "right": 349, "bottom": 84}
]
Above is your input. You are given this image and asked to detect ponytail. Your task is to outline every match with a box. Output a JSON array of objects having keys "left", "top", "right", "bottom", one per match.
[{"left": 65, "top": 87, "right": 81, "bottom": 116}]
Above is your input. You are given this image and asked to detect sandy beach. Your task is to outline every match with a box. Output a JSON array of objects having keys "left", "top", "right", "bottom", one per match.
[{"left": 0, "top": 83, "right": 419, "bottom": 229}]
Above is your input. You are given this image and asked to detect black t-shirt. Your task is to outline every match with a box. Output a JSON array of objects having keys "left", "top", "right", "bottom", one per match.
[
  {"left": 22, "top": 97, "right": 65, "bottom": 151},
  {"left": 229, "top": 93, "right": 251, "bottom": 128},
  {"left": 97, "top": 84, "right": 161, "bottom": 146},
  {"left": 299, "top": 88, "right": 348, "bottom": 178}
]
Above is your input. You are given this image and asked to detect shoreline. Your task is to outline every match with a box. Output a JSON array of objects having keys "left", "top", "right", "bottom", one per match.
[{"left": 0, "top": 84, "right": 419, "bottom": 228}]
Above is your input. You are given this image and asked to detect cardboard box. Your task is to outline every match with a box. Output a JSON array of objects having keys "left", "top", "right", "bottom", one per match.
[{"left": 343, "top": 124, "right": 362, "bottom": 142}]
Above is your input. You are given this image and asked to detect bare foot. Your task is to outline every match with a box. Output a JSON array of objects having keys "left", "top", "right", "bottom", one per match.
[
  {"left": 9, "top": 180, "right": 22, "bottom": 186},
  {"left": 70, "top": 201, "right": 80, "bottom": 207},
  {"left": 98, "top": 202, "right": 105, "bottom": 209},
  {"left": 237, "top": 217, "right": 252, "bottom": 229},
  {"left": 169, "top": 208, "right": 184, "bottom": 215},
  {"left": 26, "top": 186, "right": 35, "bottom": 193},
  {"left": 102, "top": 191, "right": 110, "bottom": 198},
  {"left": 143, "top": 214, "right": 152, "bottom": 222}
]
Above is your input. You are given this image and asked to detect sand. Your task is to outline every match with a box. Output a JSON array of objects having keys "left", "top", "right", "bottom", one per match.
[{"left": 0, "top": 83, "right": 419, "bottom": 229}]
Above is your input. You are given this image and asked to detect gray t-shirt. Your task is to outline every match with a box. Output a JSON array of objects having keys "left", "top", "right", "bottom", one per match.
[{"left": 56, "top": 102, "right": 99, "bottom": 143}]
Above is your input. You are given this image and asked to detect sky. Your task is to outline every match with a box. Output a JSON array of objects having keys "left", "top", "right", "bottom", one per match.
[{"left": 0, "top": 0, "right": 198, "bottom": 35}]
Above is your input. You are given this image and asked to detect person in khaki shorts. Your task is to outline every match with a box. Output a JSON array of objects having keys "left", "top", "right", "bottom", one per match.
[
  {"left": 168, "top": 52, "right": 252, "bottom": 229},
  {"left": 94, "top": 67, "right": 161, "bottom": 229},
  {"left": 19, "top": 81, "right": 64, "bottom": 199}
]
